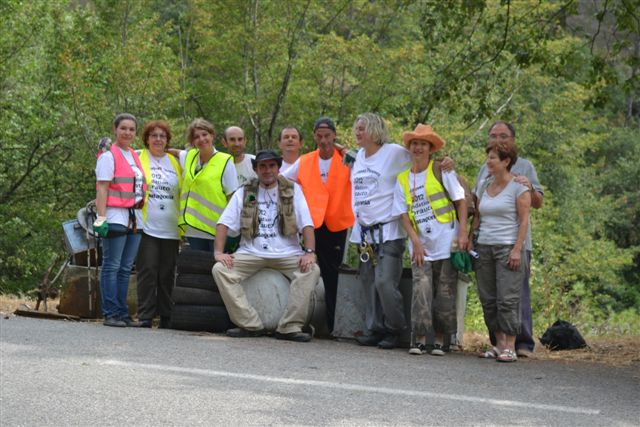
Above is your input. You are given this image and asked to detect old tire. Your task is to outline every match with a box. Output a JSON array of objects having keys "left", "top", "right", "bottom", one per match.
[
  {"left": 170, "top": 304, "right": 230, "bottom": 332},
  {"left": 176, "top": 249, "right": 215, "bottom": 275},
  {"left": 172, "top": 286, "right": 224, "bottom": 306},
  {"left": 175, "top": 273, "right": 217, "bottom": 292}
]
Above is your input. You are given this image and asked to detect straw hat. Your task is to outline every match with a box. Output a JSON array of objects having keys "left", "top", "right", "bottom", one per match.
[{"left": 402, "top": 124, "right": 445, "bottom": 152}]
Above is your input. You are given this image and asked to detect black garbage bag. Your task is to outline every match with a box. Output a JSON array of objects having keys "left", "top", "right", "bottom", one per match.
[{"left": 540, "top": 320, "right": 587, "bottom": 351}]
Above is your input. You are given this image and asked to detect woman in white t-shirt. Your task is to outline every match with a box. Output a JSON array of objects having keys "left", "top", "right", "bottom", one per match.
[
  {"left": 471, "top": 140, "right": 531, "bottom": 362},
  {"left": 135, "top": 120, "right": 182, "bottom": 328},
  {"left": 350, "top": 112, "right": 411, "bottom": 350},
  {"left": 94, "top": 113, "right": 146, "bottom": 328}
]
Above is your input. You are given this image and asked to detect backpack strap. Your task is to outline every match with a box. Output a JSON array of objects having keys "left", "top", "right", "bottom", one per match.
[{"left": 477, "top": 176, "right": 493, "bottom": 202}]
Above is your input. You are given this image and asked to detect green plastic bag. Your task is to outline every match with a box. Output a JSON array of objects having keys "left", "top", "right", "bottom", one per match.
[{"left": 451, "top": 251, "right": 473, "bottom": 273}]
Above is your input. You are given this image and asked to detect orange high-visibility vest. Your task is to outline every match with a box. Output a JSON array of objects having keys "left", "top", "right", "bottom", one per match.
[
  {"left": 98, "top": 144, "right": 147, "bottom": 208},
  {"left": 298, "top": 149, "right": 354, "bottom": 231}
]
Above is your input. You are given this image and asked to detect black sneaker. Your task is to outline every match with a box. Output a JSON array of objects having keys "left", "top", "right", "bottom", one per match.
[
  {"left": 274, "top": 331, "right": 312, "bottom": 342},
  {"left": 103, "top": 316, "right": 126, "bottom": 327},
  {"left": 378, "top": 334, "right": 398, "bottom": 350},
  {"left": 226, "top": 327, "right": 267, "bottom": 338},
  {"left": 138, "top": 319, "right": 153, "bottom": 328},
  {"left": 356, "top": 334, "right": 384, "bottom": 346},
  {"left": 430, "top": 344, "right": 445, "bottom": 356},
  {"left": 120, "top": 316, "right": 142, "bottom": 327},
  {"left": 409, "top": 343, "right": 427, "bottom": 355}
]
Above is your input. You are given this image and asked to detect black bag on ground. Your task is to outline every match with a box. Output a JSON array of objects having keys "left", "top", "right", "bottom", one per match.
[{"left": 540, "top": 320, "right": 587, "bottom": 350}]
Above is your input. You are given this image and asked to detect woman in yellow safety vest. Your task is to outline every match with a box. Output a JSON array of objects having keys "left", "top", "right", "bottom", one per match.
[
  {"left": 175, "top": 118, "right": 239, "bottom": 252},
  {"left": 135, "top": 120, "right": 182, "bottom": 328}
]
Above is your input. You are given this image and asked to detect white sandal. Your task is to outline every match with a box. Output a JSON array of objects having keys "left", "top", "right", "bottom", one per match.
[
  {"left": 496, "top": 349, "right": 518, "bottom": 363},
  {"left": 478, "top": 346, "right": 499, "bottom": 359}
]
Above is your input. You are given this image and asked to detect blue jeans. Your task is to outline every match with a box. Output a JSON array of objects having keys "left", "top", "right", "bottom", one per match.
[
  {"left": 187, "top": 237, "right": 214, "bottom": 252},
  {"left": 100, "top": 224, "right": 141, "bottom": 318}
]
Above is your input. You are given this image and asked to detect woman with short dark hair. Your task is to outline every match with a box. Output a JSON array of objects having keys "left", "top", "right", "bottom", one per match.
[
  {"left": 471, "top": 140, "right": 531, "bottom": 362},
  {"left": 135, "top": 120, "right": 182, "bottom": 328}
]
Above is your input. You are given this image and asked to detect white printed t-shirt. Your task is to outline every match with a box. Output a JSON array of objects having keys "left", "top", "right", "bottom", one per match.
[
  {"left": 218, "top": 183, "right": 313, "bottom": 258},
  {"left": 139, "top": 152, "right": 180, "bottom": 240},
  {"left": 96, "top": 147, "right": 144, "bottom": 228},
  {"left": 392, "top": 169, "right": 465, "bottom": 261},
  {"left": 349, "top": 143, "right": 411, "bottom": 244},
  {"left": 234, "top": 154, "right": 257, "bottom": 187},
  {"left": 179, "top": 149, "right": 239, "bottom": 240}
]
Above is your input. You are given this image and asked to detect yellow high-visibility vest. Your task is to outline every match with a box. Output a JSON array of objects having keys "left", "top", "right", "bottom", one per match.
[
  {"left": 397, "top": 159, "right": 456, "bottom": 233},
  {"left": 179, "top": 149, "right": 232, "bottom": 237}
]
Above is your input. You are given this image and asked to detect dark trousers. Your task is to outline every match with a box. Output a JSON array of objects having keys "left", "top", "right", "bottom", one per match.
[
  {"left": 490, "top": 250, "right": 534, "bottom": 351},
  {"left": 136, "top": 233, "right": 179, "bottom": 320},
  {"left": 315, "top": 224, "right": 347, "bottom": 333},
  {"left": 187, "top": 237, "right": 213, "bottom": 252}
]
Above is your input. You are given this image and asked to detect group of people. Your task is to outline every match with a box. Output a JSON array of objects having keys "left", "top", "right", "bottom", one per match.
[{"left": 94, "top": 112, "right": 543, "bottom": 360}]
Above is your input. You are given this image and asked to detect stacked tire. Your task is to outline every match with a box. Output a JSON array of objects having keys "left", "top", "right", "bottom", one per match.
[{"left": 170, "top": 248, "right": 231, "bottom": 332}]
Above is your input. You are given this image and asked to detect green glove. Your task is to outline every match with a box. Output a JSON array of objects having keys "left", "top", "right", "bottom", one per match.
[
  {"left": 451, "top": 251, "right": 473, "bottom": 274},
  {"left": 93, "top": 216, "right": 109, "bottom": 238}
]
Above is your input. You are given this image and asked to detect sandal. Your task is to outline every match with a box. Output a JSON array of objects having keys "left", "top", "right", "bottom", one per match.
[
  {"left": 496, "top": 349, "right": 518, "bottom": 363},
  {"left": 478, "top": 346, "right": 499, "bottom": 359}
]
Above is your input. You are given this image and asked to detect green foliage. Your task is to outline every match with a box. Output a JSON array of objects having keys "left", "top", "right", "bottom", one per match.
[{"left": 0, "top": 0, "right": 638, "bottom": 334}]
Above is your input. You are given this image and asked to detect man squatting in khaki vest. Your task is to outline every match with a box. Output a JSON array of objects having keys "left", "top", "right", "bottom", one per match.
[
  {"left": 212, "top": 150, "right": 320, "bottom": 342},
  {"left": 283, "top": 117, "right": 355, "bottom": 333}
]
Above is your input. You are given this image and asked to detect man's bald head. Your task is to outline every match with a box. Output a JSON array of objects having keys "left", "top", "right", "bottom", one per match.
[{"left": 222, "top": 126, "right": 247, "bottom": 159}]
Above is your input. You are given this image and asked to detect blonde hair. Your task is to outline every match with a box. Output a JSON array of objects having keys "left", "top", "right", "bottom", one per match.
[
  {"left": 353, "top": 112, "right": 388, "bottom": 145},
  {"left": 186, "top": 118, "right": 216, "bottom": 145}
]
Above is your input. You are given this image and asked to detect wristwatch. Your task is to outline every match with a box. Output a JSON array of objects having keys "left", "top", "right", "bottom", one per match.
[{"left": 304, "top": 248, "right": 315, "bottom": 254}]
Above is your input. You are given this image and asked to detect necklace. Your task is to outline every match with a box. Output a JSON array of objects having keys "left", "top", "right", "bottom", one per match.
[
  {"left": 410, "top": 165, "right": 426, "bottom": 202},
  {"left": 411, "top": 169, "right": 418, "bottom": 202},
  {"left": 262, "top": 187, "right": 277, "bottom": 208}
]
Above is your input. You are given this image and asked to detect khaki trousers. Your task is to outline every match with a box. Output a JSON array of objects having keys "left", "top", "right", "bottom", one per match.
[{"left": 212, "top": 253, "right": 320, "bottom": 334}]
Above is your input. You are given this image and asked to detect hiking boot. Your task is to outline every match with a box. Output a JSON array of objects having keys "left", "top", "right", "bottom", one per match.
[
  {"left": 356, "top": 334, "right": 384, "bottom": 347},
  {"left": 377, "top": 334, "right": 398, "bottom": 350},
  {"left": 275, "top": 331, "right": 312, "bottom": 342},
  {"left": 226, "top": 327, "right": 267, "bottom": 338},
  {"left": 103, "top": 316, "right": 126, "bottom": 328},
  {"left": 430, "top": 344, "right": 445, "bottom": 356},
  {"left": 409, "top": 343, "right": 427, "bottom": 355}
]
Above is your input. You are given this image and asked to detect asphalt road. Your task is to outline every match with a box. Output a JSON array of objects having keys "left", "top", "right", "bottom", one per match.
[{"left": 1, "top": 316, "right": 638, "bottom": 426}]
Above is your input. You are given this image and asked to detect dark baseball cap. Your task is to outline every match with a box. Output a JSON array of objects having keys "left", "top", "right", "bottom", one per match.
[
  {"left": 313, "top": 117, "right": 336, "bottom": 133},
  {"left": 251, "top": 149, "right": 283, "bottom": 170}
]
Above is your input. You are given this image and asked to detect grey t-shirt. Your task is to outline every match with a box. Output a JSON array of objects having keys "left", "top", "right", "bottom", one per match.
[
  {"left": 477, "top": 178, "right": 529, "bottom": 246},
  {"left": 474, "top": 157, "right": 542, "bottom": 250}
]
